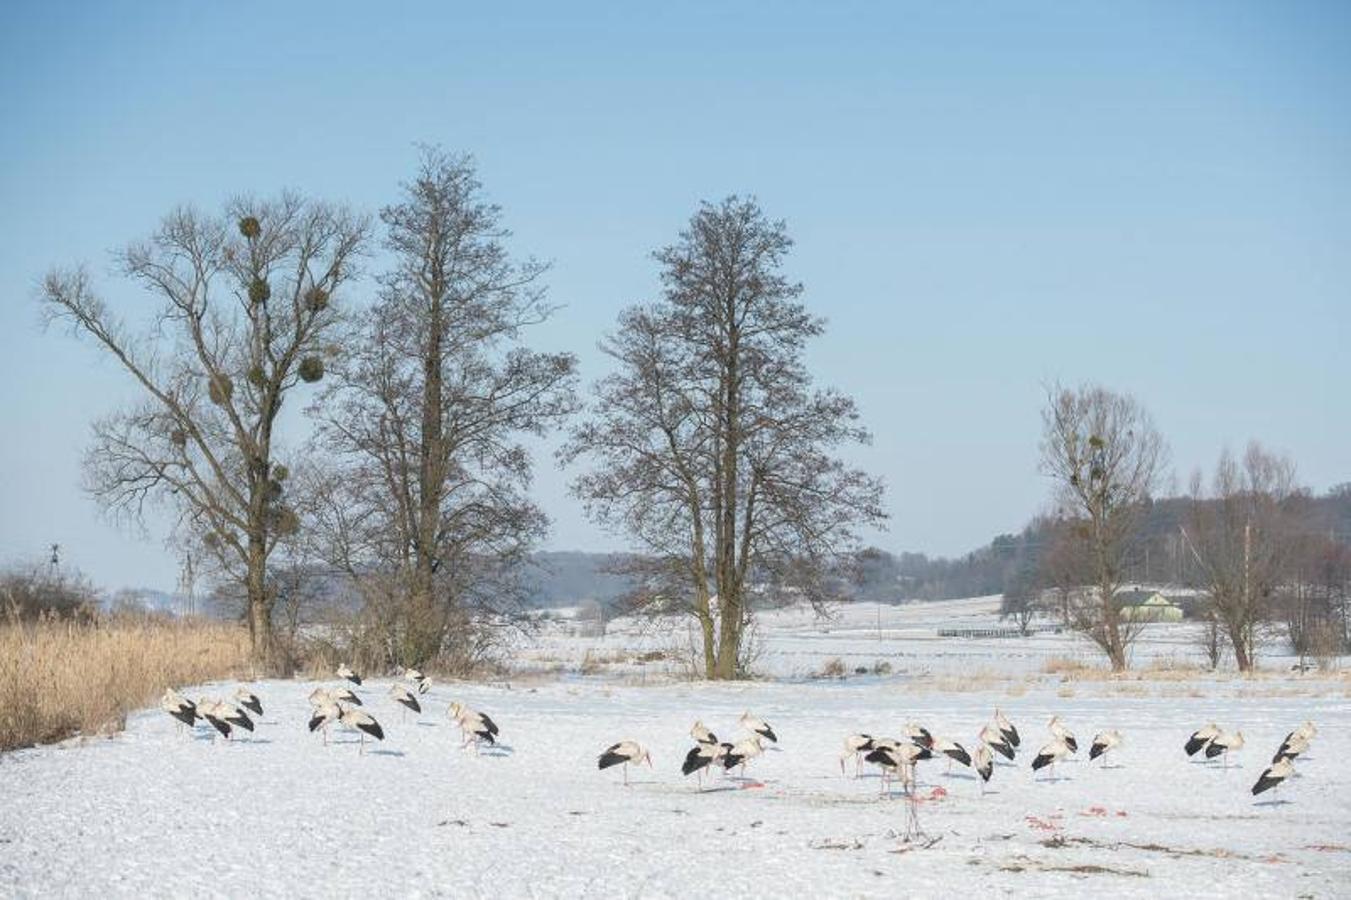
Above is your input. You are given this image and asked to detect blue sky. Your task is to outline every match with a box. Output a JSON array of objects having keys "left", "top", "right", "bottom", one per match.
[{"left": 1, "top": 2, "right": 1347, "bottom": 592}]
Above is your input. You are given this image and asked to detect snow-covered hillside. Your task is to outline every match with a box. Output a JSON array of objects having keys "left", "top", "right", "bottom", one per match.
[{"left": 1, "top": 599, "right": 1347, "bottom": 897}]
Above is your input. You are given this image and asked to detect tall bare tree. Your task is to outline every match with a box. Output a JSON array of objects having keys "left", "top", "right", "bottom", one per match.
[
  {"left": 563, "top": 197, "right": 886, "bottom": 679},
  {"left": 1039, "top": 383, "right": 1167, "bottom": 671},
  {"left": 41, "top": 196, "right": 367, "bottom": 664},
  {"left": 312, "top": 150, "right": 577, "bottom": 668},
  {"left": 1184, "top": 442, "right": 1299, "bottom": 671}
]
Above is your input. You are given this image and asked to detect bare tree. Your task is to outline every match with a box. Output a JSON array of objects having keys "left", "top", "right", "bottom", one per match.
[
  {"left": 312, "top": 150, "right": 578, "bottom": 669},
  {"left": 41, "top": 196, "right": 367, "bottom": 664},
  {"left": 1039, "top": 383, "right": 1167, "bottom": 671},
  {"left": 1184, "top": 443, "right": 1299, "bottom": 672},
  {"left": 563, "top": 197, "right": 886, "bottom": 679}
]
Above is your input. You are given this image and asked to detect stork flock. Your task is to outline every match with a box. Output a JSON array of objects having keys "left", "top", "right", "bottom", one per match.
[{"left": 163, "top": 669, "right": 1319, "bottom": 804}]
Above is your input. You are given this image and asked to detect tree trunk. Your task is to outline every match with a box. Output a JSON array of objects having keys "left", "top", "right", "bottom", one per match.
[
  {"left": 413, "top": 293, "right": 445, "bottom": 663},
  {"left": 245, "top": 532, "right": 273, "bottom": 666},
  {"left": 1230, "top": 620, "right": 1253, "bottom": 672}
]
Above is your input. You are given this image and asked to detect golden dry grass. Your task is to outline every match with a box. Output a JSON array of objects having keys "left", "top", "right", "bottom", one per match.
[{"left": 0, "top": 616, "right": 251, "bottom": 751}]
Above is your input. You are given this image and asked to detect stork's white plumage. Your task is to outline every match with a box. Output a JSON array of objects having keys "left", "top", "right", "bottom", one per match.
[
  {"left": 690, "top": 720, "right": 718, "bottom": 745},
  {"left": 1048, "top": 716, "right": 1078, "bottom": 753},
  {"left": 1205, "top": 730, "right": 1244, "bottom": 767},
  {"left": 234, "top": 687, "right": 263, "bottom": 717},
  {"left": 972, "top": 743, "right": 994, "bottom": 791},
  {"left": 1273, "top": 733, "right": 1310, "bottom": 763},
  {"left": 1252, "top": 757, "right": 1296, "bottom": 797},
  {"left": 598, "top": 740, "right": 652, "bottom": 785},
  {"left": 681, "top": 741, "right": 729, "bottom": 788},
  {"left": 448, "top": 701, "right": 499, "bottom": 750},
  {"left": 1185, "top": 722, "right": 1221, "bottom": 757},
  {"left": 338, "top": 705, "right": 384, "bottom": 754},
  {"left": 389, "top": 682, "right": 421, "bottom": 718},
  {"left": 979, "top": 723, "right": 1015, "bottom": 761},
  {"left": 1031, "top": 737, "right": 1072, "bottom": 779},
  {"left": 161, "top": 688, "right": 199, "bottom": 733},
  {"left": 197, "top": 697, "right": 253, "bottom": 741},
  {"left": 904, "top": 722, "right": 934, "bottom": 749},
  {"left": 723, "top": 735, "right": 766, "bottom": 776},
  {"left": 740, "top": 712, "right": 777, "bottom": 743},
  {"left": 839, "top": 733, "right": 876, "bottom": 777},
  {"left": 994, "top": 708, "right": 1020, "bottom": 748},
  {"left": 929, "top": 735, "right": 972, "bottom": 772},
  {"left": 865, "top": 740, "right": 931, "bottom": 795},
  {"left": 1089, "top": 729, "right": 1123, "bottom": 765},
  {"left": 308, "top": 699, "right": 340, "bottom": 744},
  {"left": 336, "top": 664, "right": 362, "bottom": 686}
]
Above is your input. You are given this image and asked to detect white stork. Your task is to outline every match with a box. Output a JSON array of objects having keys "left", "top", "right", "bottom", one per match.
[
  {"left": 1205, "top": 730, "right": 1244, "bottom": 768},
  {"left": 1089, "top": 729, "right": 1123, "bottom": 766},
  {"left": 598, "top": 740, "right": 652, "bottom": 785},
  {"left": 389, "top": 682, "right": 421, "bottom": 720},
  {"left": 1048, "top": 716, "right": 1078, "bottom": 754},
  {"left": 448, "top": 701, "right": 499, "bottom": 751},
  {"left": 1274, "top": 721, "right": 1317, "bottom": 762},
  {"left": 865, "top": 740, "right": 931, "bottom": 795},
  {"left": 405, "top": 668, "right": 431, "bottom": 695},
  {"left": 994, "top": 708, "right": 1020, "bottom": 748},
  {"left": 839, "top": 733, "right": 876, "bottom": 777},
  {"left": 690, "top": 720, "right": 718, "bottom": 745},
  {"left": 336, "top": 664, "right": 362, "bottom": 686},
  {"left": 929, "top": 735, "right": 973, "bottom": 773},
  {"left": 337, "top": 705, "right": 384, "bottom": 755},
  {"left": 161, "top": 688, "right": 199, "bottom": 735},
  {"left": 979, "top": 724, "right": 1015, "bottom": 761},
  {"left": 723, "top": 735, "right": 766, "bottom": 776},
  {"left": 681, "top": 741, "right": 730, "bottom": 788},
  {"left": 1185, "top": 722, "right": 1221, "bottom": 757},
  {"left": 308, "top": 698, "right": 341, "bottom": 745},
  {"left": 1252, "top": 757, "right": 1296, "bottom": 798},
  {"left": 972, "top": 743, "right": 994, "bottom": 793},
  {"left": 197, "top": 697, "right": 253, "bottom": 741},
  {"left": 234, "top": 687, "right": 263, "bottom": 717},
  {"left": 740, "top": 712, "right": 777, "bottom": 743},
  {"left": 1031, "top": 736, "right": 1072, "bottom": 780},
  {"left": 904, "top": 722, "right": 934, "bottom": 749}
]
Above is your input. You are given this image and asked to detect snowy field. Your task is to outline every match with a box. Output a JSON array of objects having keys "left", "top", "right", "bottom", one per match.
[{"left": 2, "top": 599, "right": 1349, "bottom": 898}]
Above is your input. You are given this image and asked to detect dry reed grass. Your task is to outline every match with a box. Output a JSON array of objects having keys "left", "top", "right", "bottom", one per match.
[{"left": 0, "top": 615, "right": 251, "bottom": 751}]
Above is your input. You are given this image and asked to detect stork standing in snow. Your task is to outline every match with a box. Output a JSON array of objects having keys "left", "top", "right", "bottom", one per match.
[
  {"left": 929, "top": 735, "right": 972, "bottom": 774},
  {"left": 740, "top": 712, "right": 777, "bottom": 743},
  {"left": 448, "top": 702, "right": 499, "bottom": 751},
  {"left": 308, "top": 698, "right": 341, "bottom": 745},
  {"left": 681, "top": 741, "right": 730, "bottom": 788},
  {"left": 1252, "top": 757, "right": 1296, "bottom": 798},
  {"left": 1274, "top": 721, "right": 1317, "bottom": 762},
  {"left": 1048, "top": 716, "right": 1078, "bottom": 754},
  {"left": 598, "top": 741, "right": 652, "bottom": 785},
  {"left": 336, "top": 664, "right": 362, "bottom": 686},
  {"left": 1031, "top": 736, "right": 1072, "bottom": 780},
  {"left": 389, "top": 683, "right": 421, "bottom": 721},
  {"left": 161, "top": 689, "right": 199, "bottom": 735},
  {"left": 865, "top": 740, "right": 931, "bottom": 796},
  {"left": 338, "top": 705, "right": 384, "bottom": 754},
  {"left": 690, "top": 720, "right": 718, "bottom": 745},
  {"left": 904, "top": 722, "right": 934, "bottom": 749},
  {"left": 1185, "top": 723, "right": 1221, "bottom": 757},
  {"left": 972, "top": 743, "right": 994, "bottom": 793},
  {"left": 197, "top": 697, "right": 254, "bottom": 742},
  {"left": 994, "top": 708, "right": 1020, "bottom": 749},
  {"left": 311, "top": 685, "right": 362, "bottom": 708},
  {"left": 1205, "top": 730, "right": 1244, "bottom": 768},
  {"left": 979, "top": 724, "right": 1015, "bottom": 762},
  {"left": 723, "top": 735, "right": 766, "bottom": 777},
  {"left": 405, "top": 668, "right": 431, "bottom": 695},
  {"left": 234, "top": 688, "right": 263, "bottom": 717},
  {"left": 839, "top": 733, "right": 876, "bottom": 777},
  {"left": 1089, "top": 729, "right": 1122, "bottom": 766}
]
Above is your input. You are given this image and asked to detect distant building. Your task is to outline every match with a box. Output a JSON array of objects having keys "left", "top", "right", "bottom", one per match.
[{"left": 1117, "top": 590, "right": 1184, "bottom": 623}]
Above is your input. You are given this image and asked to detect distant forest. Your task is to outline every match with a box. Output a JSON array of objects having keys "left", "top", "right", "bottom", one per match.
[{"left": 522, "top": 486, "right": 1351, "bottom": 609}]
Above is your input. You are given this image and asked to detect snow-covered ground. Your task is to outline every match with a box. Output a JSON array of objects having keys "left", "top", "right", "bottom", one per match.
[{"left": 2, "top": 599, "right": 1348, "bottom": 898}]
